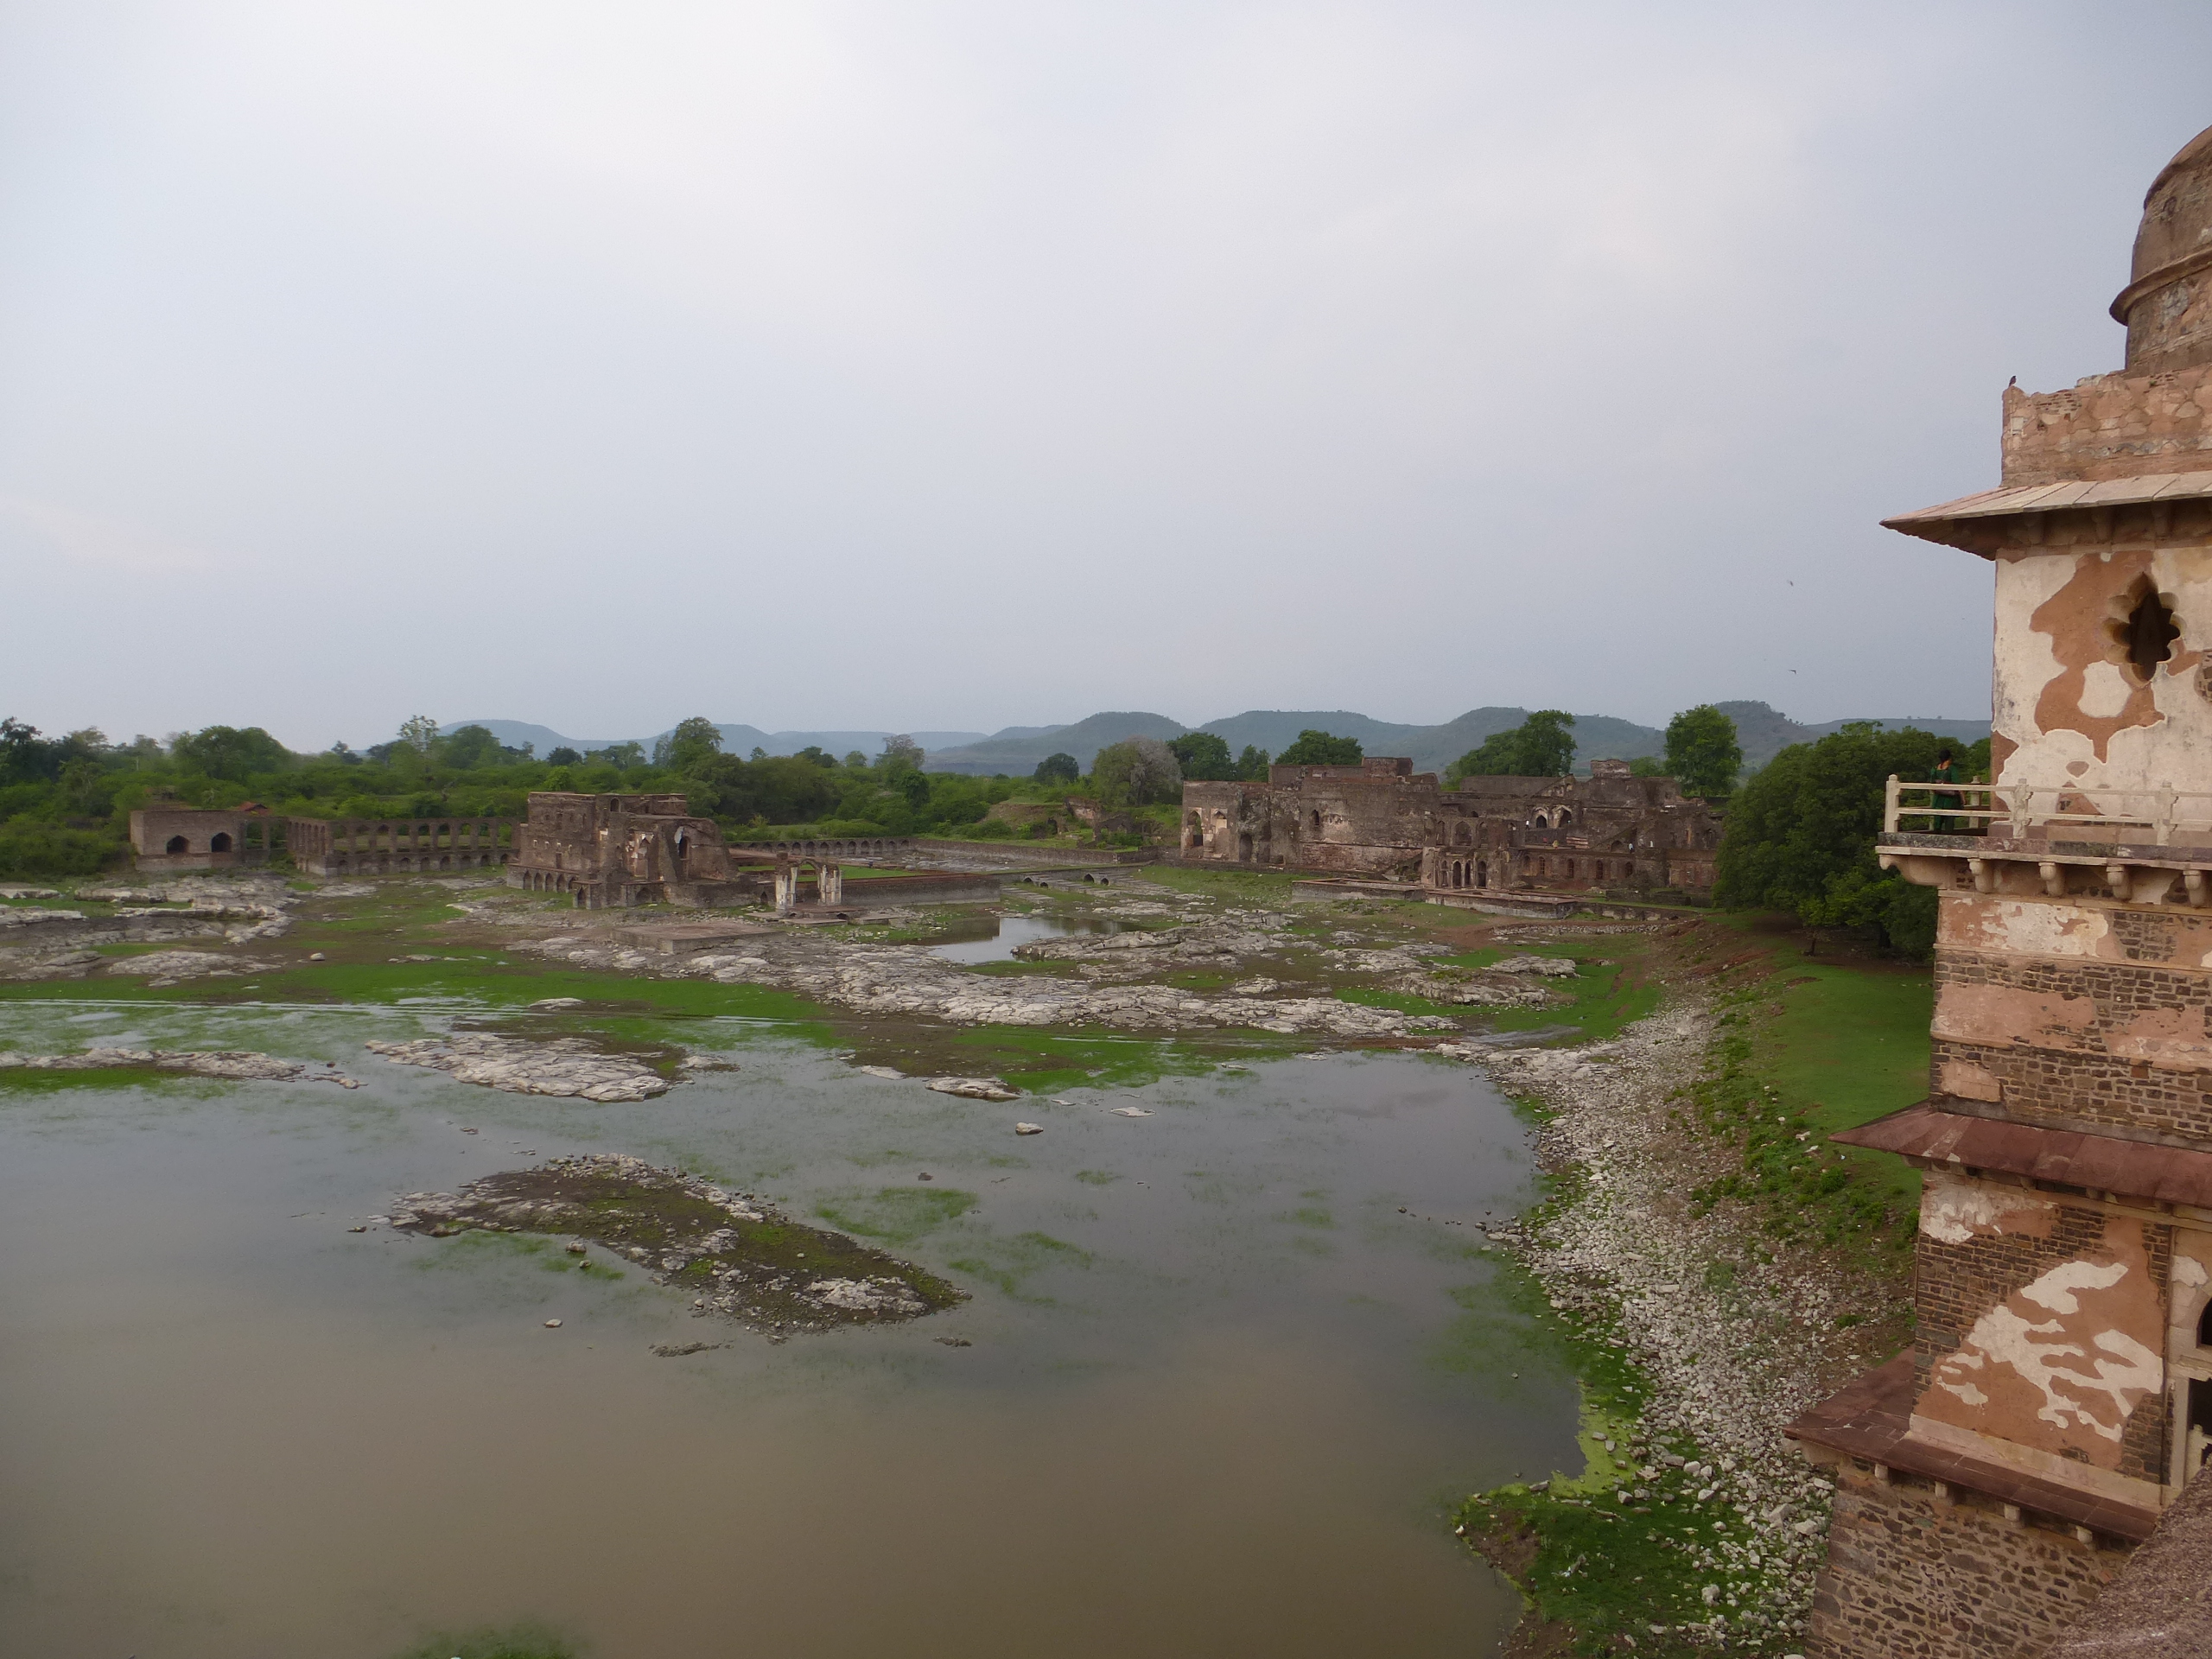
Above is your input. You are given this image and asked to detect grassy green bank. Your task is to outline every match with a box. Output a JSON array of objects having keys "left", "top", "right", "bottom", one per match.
[{"left": 1460, "top": 916, "right": 1931, "bottom": 1655}]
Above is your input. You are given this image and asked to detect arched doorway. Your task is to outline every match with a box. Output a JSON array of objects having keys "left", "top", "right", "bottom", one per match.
[
  {"left": 1476, "top": 858, "right": 1488, "bottom": 888},
  {"left": 209, "top": 832, "right": 232, "bottom": 853},
  {"left": 165, "top": 835, "right": 188, "bottom": 855}
]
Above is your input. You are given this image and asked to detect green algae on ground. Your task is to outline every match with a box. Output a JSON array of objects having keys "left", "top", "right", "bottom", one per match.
[
  {"left": 946, "top": 1230, "right": 1092, "bottom": 1300},
  {"left": 391, "top": 1154, "right": 964, "bottom": 1334},
  {"left": 812, "top": 1185, "right": 980, "bottom": 1244}
]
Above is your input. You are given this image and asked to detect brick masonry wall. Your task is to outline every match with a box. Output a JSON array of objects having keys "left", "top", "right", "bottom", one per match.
[
  {"left": 1913, "top": 1214, "right": 2173, "bottom": 1482},
  {"left": 2000, "top": 365, "right": 2212, "bottom": 487},
  {"left": 1811, "top": 1464, "right": 2126, "bottom": 1659},
  {"left": 1930, "top": 1038, "right": 2212, "bottom": 1140}
]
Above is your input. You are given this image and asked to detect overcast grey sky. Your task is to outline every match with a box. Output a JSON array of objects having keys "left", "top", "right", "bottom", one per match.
[{"left": 3, "top": 3, "right": 2209, "bottom": 752}]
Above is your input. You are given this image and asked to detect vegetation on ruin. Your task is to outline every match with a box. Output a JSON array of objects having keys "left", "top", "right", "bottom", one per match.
[{"left": 1714, "top": 722, "right": 1990, "bottom": 957}]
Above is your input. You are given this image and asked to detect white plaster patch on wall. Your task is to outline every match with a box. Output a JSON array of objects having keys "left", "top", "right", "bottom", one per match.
[
  {"left": 1930, "top": 1257, "right": 2163, "bottom": 1443},
  {"left": 1919, "top": 1172, "right": 2052, "bottom": 1244},
  {"left": 1972, "top": 899, "right": 2109, "bottom": 961},
  {"left": 2174, "top": 1253, "right": 2209, "bottom": 1290},
  {"left": 1993, "top": 554, "right": 2073, "bottom": 759},
  {"left": 2076, "top": 659, "right": 2134, "bottom": 719}
]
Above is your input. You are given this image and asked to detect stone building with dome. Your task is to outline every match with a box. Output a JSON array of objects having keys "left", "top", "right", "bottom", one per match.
[{"left": 1784, "top": 124, "right": 2212, "bottom": 1656}]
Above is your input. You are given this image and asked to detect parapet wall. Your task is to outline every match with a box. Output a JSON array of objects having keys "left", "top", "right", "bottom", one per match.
[{"left": 2000, "top": 365, "right": 2212, "bottom": 486}]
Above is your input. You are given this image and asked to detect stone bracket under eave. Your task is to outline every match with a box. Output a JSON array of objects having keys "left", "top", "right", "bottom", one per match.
[{"left": 1878, "top": 833, "right": 2212, "bottom": 905}]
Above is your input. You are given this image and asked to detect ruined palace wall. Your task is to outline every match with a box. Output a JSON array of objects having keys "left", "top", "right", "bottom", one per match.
[
  {"left": 1809, "top": 1461, "right": 2124, "bottom": 1659},
  {"left": 1989, "top": 541, "right": 2212, "bottom": 798}
]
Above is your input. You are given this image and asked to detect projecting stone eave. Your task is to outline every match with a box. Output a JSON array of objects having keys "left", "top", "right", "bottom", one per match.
[
  {"left": 1833, "top": 1099, "right": 2212, "bottom": 1212},
  {"left": 1880, "top": 468, "right": 2212, "bottom": 556},
  {"left": 1784, "top": 1355, "right": 2164, "bottom": 1542}
]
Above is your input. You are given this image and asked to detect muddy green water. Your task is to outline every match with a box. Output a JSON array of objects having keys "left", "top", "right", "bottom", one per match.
[{"left": 0, "top": 999, "right": 1577, "bottom": 1657}]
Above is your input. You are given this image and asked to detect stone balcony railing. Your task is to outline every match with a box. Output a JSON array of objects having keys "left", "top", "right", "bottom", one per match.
[{"left": 1878, "top": 777, "right": 2212, "bottom": 902}]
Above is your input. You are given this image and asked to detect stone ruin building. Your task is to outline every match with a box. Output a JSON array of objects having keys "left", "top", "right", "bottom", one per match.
[
  {"left": 507, "top": 792, "right": 761, "bottom": 908},
  {"left": 286, "top": 817, "right": 508, "bottom": 877},
  {"left": 1785, "top": 123, "right": 2212, "bottom": 1657},
  {"left": 1179, "top": 755, "right": 1719, "bottom": 898},
  {"left": 505, "top": 792, "right": 1002, "bottom": 913},
  {"left": 128, "top": 807, "right": 510, "bottom": 876},
  {"left": 129, "top": 806, "right": 278, "bottom": 872}
]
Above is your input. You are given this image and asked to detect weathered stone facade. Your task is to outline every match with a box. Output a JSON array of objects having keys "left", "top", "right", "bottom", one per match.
[
  {"left": 129, "top": 807, "right": 275, "bottom": 871},
  {"left": 286, "top": 817, "right": 509, "bottom": 877},
  {"left": 1179, "top": 755, "right": 1719, "bottom": 897},
  {"left": 507, "top": 792, "right": 761, "bottom": 908},
  {"left": 1789, "top": 123, "right": 2212, "bottom": 1657}
]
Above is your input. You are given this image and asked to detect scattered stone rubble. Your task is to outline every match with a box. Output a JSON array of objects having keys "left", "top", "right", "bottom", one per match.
[
  {"left": 517, "top": 910, "right": 1459, "bottom": 1039},
  {"left": 363, "top": 1032, "right": 671, "bottom": 1102},
  {"left": 0, "top": 876, "right": 299, "bottom": 982},
  {"left": 1459, "top": 994, "right": 1867, "bottom": 1649},
  {"left": 385, "top": 1152, "right": 963, "bottom": 1337}
]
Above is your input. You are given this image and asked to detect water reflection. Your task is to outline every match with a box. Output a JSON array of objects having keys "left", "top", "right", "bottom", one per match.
[
  {"left": 0, "top": 1003, "right": 1577, "bottom": 1658},
  {"left": 926, "top": 911, "right": 1123, "bottom": 964}
]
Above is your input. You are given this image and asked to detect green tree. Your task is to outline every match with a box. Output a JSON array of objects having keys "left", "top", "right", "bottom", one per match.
[
  {"left": 843, "top": 751, "right": 869, "bottom": 771},
  {"left": 653, "top": 717, "right": 724, "bottom": 773},
  {"left": 1664, "top": 705, "right": 1743, "bottom": 800},
  {"left": 1167, "top": 731, "right": 1236, "bottom": 780},
  {"left": 1236, "top": 745, "right": 1271, "bottom": 781},
  {"left": 441, "top": 724, "right": 503, "bottom": 770},
  {"left": 1033, "top": 752, "right": 1080, "bottom": 785},
  {"left": 593, "top": 741, "right": 645, "bottom": 772},
  {"left": 1275, "top": 729, "right": 1363, "bottom": 766},
  {"left": 174, "top": 725, "right": 292, "bottom": 782},
  {"left": 1715, "top": 723, "right": 1989, "bottom": 956},
  {"left": 795, "top": 746, "right": 838, "bottom": 769},
  {"left": 880, "top": 734, "right": 925, "bottom": 773},
  {"left": 397, "top": 715, "right": 439, "bottom": 758},
  {"left": 1446, "top": 711, "right": 1575, "bottom": 781},
  {"left": 545, "top": 747, "right": 582, "bottom": 766},
  {"left": 1091, "top": 737, "right": 1182, "bottom": 806}
]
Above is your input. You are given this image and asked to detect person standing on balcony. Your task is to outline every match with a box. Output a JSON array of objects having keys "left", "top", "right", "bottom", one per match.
[{"left": 1930, "top": 747, "right": 1961, "bottom": 832}]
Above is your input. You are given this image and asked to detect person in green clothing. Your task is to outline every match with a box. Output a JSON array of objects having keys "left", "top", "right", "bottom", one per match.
[{"left": 1929, "top": 747, "right": 1962, "bottom": 831}]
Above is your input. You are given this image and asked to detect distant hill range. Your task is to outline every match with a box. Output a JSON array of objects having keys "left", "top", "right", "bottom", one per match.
[
  {"left": 446, "top": 702, "right": 1988, "bottom": 779},
  {"left": 921, "top": 702, "right": 1991, "bottom": 777},
  {"left": 442, "top": 721, "right": 992, "bottom": 759}
]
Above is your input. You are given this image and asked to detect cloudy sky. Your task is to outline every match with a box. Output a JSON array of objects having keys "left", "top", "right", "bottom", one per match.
[{"left": 3, "top": 3, "right": 2209, "bottom": 751}]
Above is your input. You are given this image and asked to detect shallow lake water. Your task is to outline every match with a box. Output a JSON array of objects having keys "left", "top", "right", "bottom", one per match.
[
  {"left": 925, "top": 911, "right": 1123, "bottom": 964},
  {"left": 0, "top": 998, "right": 1579, "bottom": 1657}
]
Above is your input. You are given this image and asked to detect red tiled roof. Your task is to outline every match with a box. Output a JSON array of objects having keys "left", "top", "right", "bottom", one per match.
[{"left": 1835, "top": 1103, "right": 2212, "bottom": 1209}]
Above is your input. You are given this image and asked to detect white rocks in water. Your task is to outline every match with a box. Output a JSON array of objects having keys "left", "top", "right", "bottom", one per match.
[
  {"left": 0, "top": 1046, "right": 305, "bottom": 1080},
  {"left": 543, "top": 1319, "right": 563, "bottom": 1328},
  {"left": 0, "top": 907, "right": 86, "bottom": 928},
  {"left": 308, "top": 951, "right": 326, "bottom": 961},
  {"left": 0, "top": 887, "right": 60, "bottom": 899},
  {"left": 926, "top": 1076, "right": 1020, "bottom": 1101},
  {"left": 363, "top": 1033, "right": 671, "bottom": 1102},
  {"left": 531, "top": 996, "right": 585, "bottom": 1009},
  {"left": 104, "top": 950, "right": 270, "bottom": 982},
  {"left": 1492, "top": 954, "right": 1579, "bottom": 977},
  {"left": 1109, "top": 1106, "right": 1152, "bottom": 1118},
  {"left": 806, "top": 1277, "right": 925, "bottom": 1314},
  {"left": 857, "top": 1065, "right": 905, "bottom": 1080},
  {"left": 1232, "top": 976, "right": 1281, "bottom": 995},
  {"left": 1013, "top": 1122, "right": 1044, "bottom": 1135}
]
